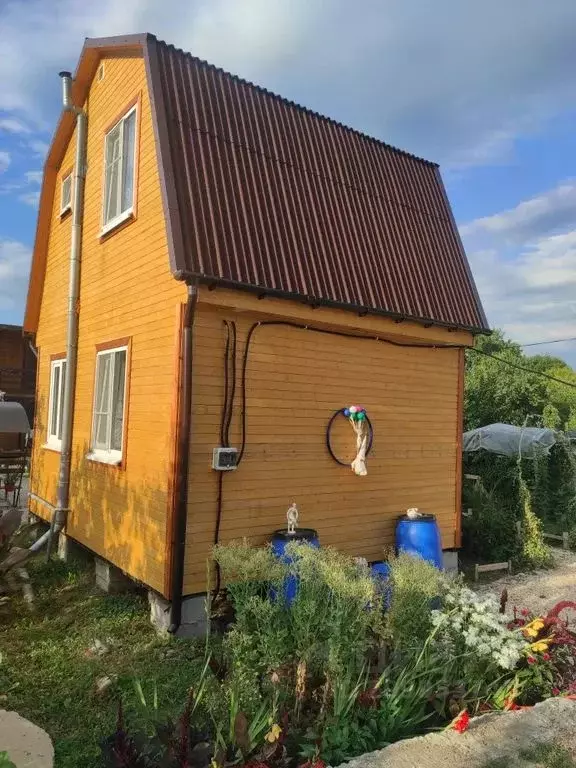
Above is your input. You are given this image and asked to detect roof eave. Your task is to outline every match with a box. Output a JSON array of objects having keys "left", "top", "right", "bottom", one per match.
[{"left": 178, "top": 272, "right": 489, "bottom": 336}]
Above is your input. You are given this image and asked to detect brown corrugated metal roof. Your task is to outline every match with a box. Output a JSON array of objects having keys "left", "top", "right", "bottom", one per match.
[{"left": 156, "top": 35, "right": 489, "bottom": 332}]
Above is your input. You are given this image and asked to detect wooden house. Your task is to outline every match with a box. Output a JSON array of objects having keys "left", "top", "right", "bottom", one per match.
[
  {"left": 24, "top": 34, "right": 488, "bottom": 630},
  {"left": 0, "top": 324, "right": 36, "bottom": 452}
]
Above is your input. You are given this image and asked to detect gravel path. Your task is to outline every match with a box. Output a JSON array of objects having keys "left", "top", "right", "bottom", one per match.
[{"left": 476, "top": 549, "right": 576, "bottom": 615}]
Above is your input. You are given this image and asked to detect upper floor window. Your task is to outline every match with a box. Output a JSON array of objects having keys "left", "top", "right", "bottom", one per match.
[
  {"left": 47, "top": 358, "right": 66, "bottom": 449},
  {"left": 91, "top": 346, "right": 128, "bottom": 463},
  {"left": 60, "top": 172, "right": 72, "bottom": 215},
  {"left": 102, "top": 106, "right": 136, "bottom": 233}
]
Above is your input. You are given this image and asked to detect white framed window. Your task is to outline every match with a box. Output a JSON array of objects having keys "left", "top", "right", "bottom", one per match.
[
  {"left": 102, "top": 106, "right": 137, "bottom": 233},
  {"left": 60, "top": 173, "right": 72, "bottom": 215},
  {"left": 89, "top": 346, "right": 128, "bottom": 464},
  {"left": 47, "top": 358, "right": 67, "bottom": 449}
]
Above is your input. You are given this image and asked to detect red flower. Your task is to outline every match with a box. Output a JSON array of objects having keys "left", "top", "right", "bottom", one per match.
[
  {"left": 299, "top": 762, "right": 326, "bottom": 768},
  {"left": 521, "top": 609, "right": 530, "bottom": 617},
  {"left": 527, "top": 656, "right": 536, "bottom": 665},
  {"left": 542, "top": 652, "right": 551, "bottom": 661},
  {"left": 452, "top": 710, "right": 470, "bottom": 733},
  {"left": 553, "top": 688, "right": 561, "bottom": 696}
]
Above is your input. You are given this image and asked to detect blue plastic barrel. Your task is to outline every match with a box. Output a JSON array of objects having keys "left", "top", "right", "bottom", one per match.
[
  {"left": 395, "top": 513, "right": 443, "bottom": 569},
  {"left": 371, "top": 561, "right": 392, "bottom": 609},
  {"left": 271, "top": 528, "right": 319, "bottom": 604}
]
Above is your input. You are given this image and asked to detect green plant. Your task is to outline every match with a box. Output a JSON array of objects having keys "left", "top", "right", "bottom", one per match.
[
  {"left": 462, "top": 474, "right": 520, "bottom": 563},
  {"left": 102, "top": 684, "right": 216, "bottom": 768},
  {"left": 518, "top": 470, "right": 553, "bottom": 569},
  {"left": 385, "top": 553, "right": 446, "bottom": 650},
  {"left": 300, "top": 670, "right": 377, "bottom": 765},
  {"left": 211, "top": 685, "right": 276, "bottom": 765},
  {"left": 214, "top": 541, "right": 384, "bottom": 704},
  {"left": 0, "top": 752, "right": 16, "bottom": 768},
  {"left": 286, "top": 544, "right": 382, "bottom": 678}
]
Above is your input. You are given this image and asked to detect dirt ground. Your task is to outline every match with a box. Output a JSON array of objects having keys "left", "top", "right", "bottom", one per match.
[{"left": 476, "top": 548, "right": 576, "bottom": 616}]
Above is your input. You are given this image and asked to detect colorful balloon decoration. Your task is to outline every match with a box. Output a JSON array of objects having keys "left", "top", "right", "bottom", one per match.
[{"left": 344, "top": 405, "right": 367, "bottom": 423}]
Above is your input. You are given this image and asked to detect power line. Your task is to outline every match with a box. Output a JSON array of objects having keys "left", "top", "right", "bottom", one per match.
[
  {"left": 520, "top": 336, "right": 576, "bottom": 348},
  {"left": 469, "top": 348, "right": 576, "bottom": 390}
]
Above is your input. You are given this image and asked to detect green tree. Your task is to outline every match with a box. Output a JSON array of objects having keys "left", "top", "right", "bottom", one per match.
[{"left": 465, "top": 330, "right": 576, "bottom": 430}]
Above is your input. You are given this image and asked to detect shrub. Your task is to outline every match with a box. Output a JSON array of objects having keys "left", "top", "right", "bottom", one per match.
[
  {"left": 385, "top": 553, "right": 446, "bottom": 650},
  {"left": 518, "top": 473, "right": 553, "bottom": 569},
  {"left": 432, "top": 584, "right": 526, "bottom": 671},
  {"left": 462, "top": 478, "right": 520, "bottom": 563},
  {"left": 286, "top": 543, "right": 382, "bottom": 678},
  {"left": 214, "top": 541, "right": 384, "bottom": 720}
]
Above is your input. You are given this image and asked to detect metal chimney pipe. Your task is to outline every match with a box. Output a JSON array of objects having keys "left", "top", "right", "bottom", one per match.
[{"left": 58, "top": 71, "right": 73, "bottom": 110}]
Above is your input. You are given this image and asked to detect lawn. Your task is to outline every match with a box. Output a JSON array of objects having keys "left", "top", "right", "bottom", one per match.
[{"left": 0, "top": 558, "right": 204, "bottom": 767}]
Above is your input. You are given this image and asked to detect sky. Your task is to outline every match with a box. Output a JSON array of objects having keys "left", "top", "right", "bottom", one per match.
[{"left": 1, "top": 0, "right": 575, "bottom": 365}]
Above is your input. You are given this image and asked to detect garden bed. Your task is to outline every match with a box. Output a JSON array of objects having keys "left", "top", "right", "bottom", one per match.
[
  {"left": 98, "top": 542, "right": 576, "bottom": 768},
  {"left": 3, "top": 544, "right": 576, "bottom": 768}
]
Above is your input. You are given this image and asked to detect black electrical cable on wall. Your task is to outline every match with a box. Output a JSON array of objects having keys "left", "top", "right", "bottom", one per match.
[
  {"left": 210, "top": 317, "right": 576, "bottom": 595},
  {"left": 225, "top": 322, "right": 237, "bottom": 445},
  {"left": 236, "top": 320, "right": 468, "bottom": 466},
  {"left": 236, "top": 320, "right": 576, "bottom": 467},
  {"left": 214, "top": 320, "right": 237, "bottom": 595},
  {"left": 220, "top": 321, "right": 231, "bottom": 447}
]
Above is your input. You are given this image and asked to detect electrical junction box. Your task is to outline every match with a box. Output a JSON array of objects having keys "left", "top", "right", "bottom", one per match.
[{"left": 212, "top": 447, "right": 239, "bottom": 471}]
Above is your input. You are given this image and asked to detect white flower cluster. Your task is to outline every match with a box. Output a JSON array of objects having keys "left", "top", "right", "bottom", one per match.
[{"left": 431, "top": 585, "right": 527, "bottom": 670}]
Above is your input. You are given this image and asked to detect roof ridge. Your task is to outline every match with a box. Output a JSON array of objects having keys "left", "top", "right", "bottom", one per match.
[{"left": 155, "top": 37, "right": 439, "bottom": 169}]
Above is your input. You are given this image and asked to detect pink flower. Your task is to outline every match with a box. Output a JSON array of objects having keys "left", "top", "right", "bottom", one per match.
[
  {"left": 527, "top": 656, "right": 536, "bottom": 665},
  {"left": 542, "top": 652, "right": 551, "bottom": 661},
  {"left": 521, "top": 609, "right": 530, "bottom": 617},
  {"left": 553, "top": 688, "right": 561, "bottom": 696}
]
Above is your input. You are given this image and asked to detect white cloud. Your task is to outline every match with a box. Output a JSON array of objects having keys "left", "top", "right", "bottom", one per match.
[
  {"left": 0, "top": 0, "right": 319, "bottom": 119},
  {"left": 25, "top": 170, "right": 43, "bottom": 185},
  {"left": 462, "top": 186, "right": 576, "bottom": 365},
  {"left": 461, "top": 182, "right": 576, "bottom": 243},
  {"left": 0, "top": 117, "right": 31, "bottom": 134},
  {"left": 19, "top": 190, "right": 40, "bottom": 207},
  {"left": 0, "top": 0, "right": 575, "bottom": 165},
  {"left": 0, "top": 151, "right": 10, "bottom": 173},
  {"left": 0, "top": 239, "right": 32, "bottom": 319},
  {"left": 28, "top": 140, "right": 49, "bottom": 158}
]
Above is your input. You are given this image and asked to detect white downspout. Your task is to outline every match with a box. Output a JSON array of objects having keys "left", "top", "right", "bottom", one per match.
[{"left": 46, "top": 71, "right": 87, "bottom": 554}]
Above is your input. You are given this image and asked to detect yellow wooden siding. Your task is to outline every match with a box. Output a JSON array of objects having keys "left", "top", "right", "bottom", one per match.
[
  {"left": 183, "top": 289, "right": 470, "bottom": 594},
  {"left": 29, "top": 53, "right": 185, "bottom": 594}
]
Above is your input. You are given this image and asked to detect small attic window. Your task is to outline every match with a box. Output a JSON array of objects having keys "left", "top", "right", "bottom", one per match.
[
  {"left": 98, "top": 63, "right": 105, "bottom": 81},
  {"left": 60, "top": 172, "right": 72, "bottom": 216}
]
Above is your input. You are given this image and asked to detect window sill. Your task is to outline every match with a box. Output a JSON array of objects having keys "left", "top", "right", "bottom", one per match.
[
  {"left": 60, "top": 206, "right": 72, "bottom": 219},
  {"left": 99, "top": 209, "right": 134, "bottom": 239},
  {"left": 42, "top": 442, "right": 62, "bottom": 454},
  {"left": 86, "top": 451, "right": 123, "bottom": 467}
]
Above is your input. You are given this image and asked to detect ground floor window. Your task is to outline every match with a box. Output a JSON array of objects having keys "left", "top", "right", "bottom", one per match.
[
  {"left": 47, "top": 357, "right": 66, "bottom": 449},
  {"left": 90, "top": 346, "right": 127, "bottom": 463}
]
